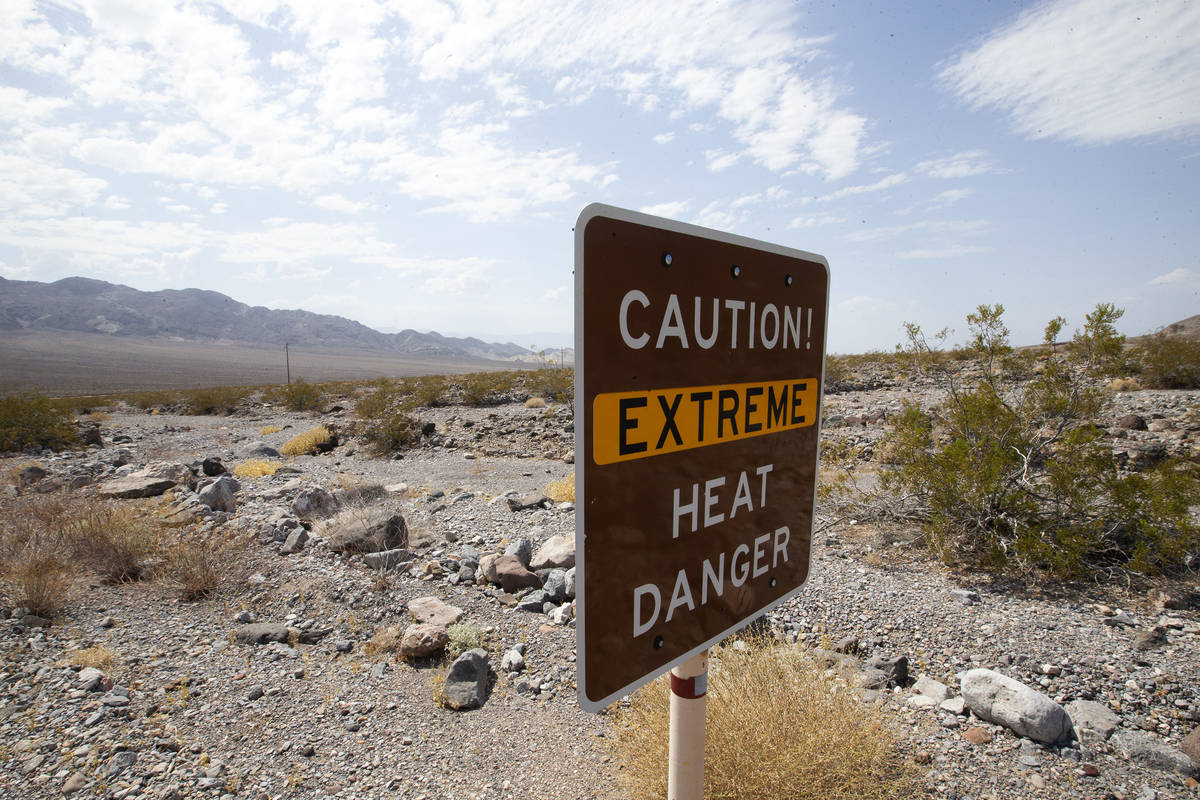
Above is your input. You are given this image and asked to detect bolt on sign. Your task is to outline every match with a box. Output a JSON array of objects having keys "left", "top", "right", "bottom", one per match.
[{"left": 574, "top": 203, "right": 829, "bottom": 711}]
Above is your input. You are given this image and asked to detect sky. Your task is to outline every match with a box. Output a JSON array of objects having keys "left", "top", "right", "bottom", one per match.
[{"left": 1, "top": 0, "right": 1198, "bottom": 354}]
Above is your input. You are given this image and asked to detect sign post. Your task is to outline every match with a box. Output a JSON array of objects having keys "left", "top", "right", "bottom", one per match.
[{"left": 573, "top": 203, "right": 829, "bottom": 790}]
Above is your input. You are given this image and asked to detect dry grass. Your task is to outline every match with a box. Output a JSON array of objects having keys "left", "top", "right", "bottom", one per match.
[
  {"left": 160, "top": 529, "right": 246, "bottom": 601},
  {"left": 233, "top": 459, "right": 281, "bottom": 478},
  {"left": 280, "top": 425, "right": 333, "bottom": 457},
  {"left": 1108, "top": 377, "right": 1142, "bottom": 392},
  {"left": 259, "top": 425, "right": 281, "bottom": 435},
  {"left": 546, "top": 473, "right": 575, "bottom": 503},
  {"left": 61, "top": 500, "right": 158, "bottom": 583},
  {"left": 4, "top": 554, "right": 70, "bottom": 618},
  {"left": 524, "top": 396, "right": 547, "bottom": 409},
  {"left": 364, "top": 625, "right": 405, "bottom": 658},
  {"left": 70, "top": 645, "right": 117, "bottom": 670},
  {"left": 608, "top": 636, "right": 920, "bottom": 800},
  {"left": 87, "top": 410, "right": 111, "bottom": 422}
]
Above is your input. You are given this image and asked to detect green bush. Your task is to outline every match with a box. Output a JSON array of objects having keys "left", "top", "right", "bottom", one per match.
[
  {"left": 355, "top": 387, "right": 423, "bottom": 454},
  {"left": 183, "top": 385, "right": 253, "bottom": 415},
  {"left": 459, "top": 371, "right": 514, "bottom": 406},
  {"left": 1133, "top": 331, "right": 1200, "bottom": 389},
  {"left": 526, "top": 367, "right": 573, "bottom": 404},
  {"left": 266, "top": 379, "right": 326, "bottom": 411},
  {"left": 409, "top": 375, "right": 448, "bottom": 408},
  {"left": 0, "top": 394, "right": 78, "bottom": 452},
  {"left": 881, "top": 304, "right": 1199, "bottom": 579},
  {"left": 1070, "top": 302, "right": 1127, "bottom": 376}
]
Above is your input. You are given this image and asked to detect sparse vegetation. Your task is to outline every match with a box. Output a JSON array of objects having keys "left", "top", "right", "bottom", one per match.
[
  {"left": 879, "top": 303, "right": 1200, "bottom": 579},
  {"left": 70, "top": 645, "right": 117, "bottom": 670},
  {"left": 63, "top": 500, "right": 158, "bottom": 583},
  {"left": 445, "top": 621, "right": 485, "bottom": 659},
  {"left": 280, "top": 425, "right": 334, "bottom": 456},
  {"left": 460, "top": 371, "right": 514, "bottom": 406},
  {"left": 0, "top": 393, "right": 78, "bottom": 452},
  {"left": 546, "top": 473, "right": 575, "bottom": 503},
  {"left": 410, "top": 375, "right": 449, "bottom": 408},
  {"left": 184, "top": 385, "right": 254, "bottom": 415},
  {"left": 1132, "top": 330, "right": 1200, "bottom": 389},
  {"left": 162, "top": 533, "right": 240, "bottom": 601},
  {"left": 234, "top": 459, "right": 281, "bottom": 478},
  {"left": 355, "top": 387, "right": 423, "bottom": 455},
  {"left": 608, "top": 636, "right": 919, "bottom": 800},
  {"left": 364, "top": 625, "right": 404, "bottom": 658},
  {"left": 526, "top": 367, "right": 573, "bottom": 404},
  {"left": 266, "top": 379, "right": 325, "bottom": 412},
  {"left": 260, "top": 424, "right": 281, "bottom": 435}
]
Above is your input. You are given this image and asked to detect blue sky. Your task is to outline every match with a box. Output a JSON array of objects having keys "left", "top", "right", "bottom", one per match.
[{"left": 1, "top": 0, "right": 1197, "bottom": 353}]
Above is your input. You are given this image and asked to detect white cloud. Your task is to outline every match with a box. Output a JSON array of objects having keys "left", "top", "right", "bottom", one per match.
[
  {"left": 895, "top": 245, "right": 989, "bottom": 260},
  {"left": 314, "top": 194, "right": 367, "bottom": 214},
  {"left": 931, "top": 188, "right": 974, "bottom": 207},
  {"left": 640, "top": 200, "right": 692, "bottom": 218},
  {"left": 844, "top": 219, "right": 991, "bottom": 243},
  {"left": 914, "top": 151, "right": 996, "bottom": 179},
  {"left": 789, "top": 214, "right": 843, "bottom": 229},
  {"left": 940, "top": 0, "right": 1200, "bottom": 143},
  {"left": 1149, "top": 268, "right": 1197, "bottom": 285},
  {"left": 705, "top": 149, "right": 741, "bottom": 172},
  {"left": 809, "top": 173, "right": 908, "bottom": 203},
  {"left": 653, "top": 132, "right": 676, "bottom": 144}
]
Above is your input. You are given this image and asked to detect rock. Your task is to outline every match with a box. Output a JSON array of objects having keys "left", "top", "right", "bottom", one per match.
[
  {"left": 915, "top": 675, "right": 952, "bottom": 702},
  {"left": 97, "top": 475, "right": 177, "bottom": 499},
  {"left": 834, "top": 635, "right": 860, "bottom": 655},
  {"left": 200, "top": 457, "right": 226, "bottom": 476},
  {"left": 398, "top": 624, "right": 449, "bottom": 658},
  {"left": 1066, "top": 699, "right": 1121, "bottom": 743},
  {"left": 78, "top": 667, "right": 105, "bottom": 692},
  {"left": 247, "top": 685, "right": 264, "bottom": 701},
  {"left": 940, "top": 697, "right": 967, "bottom": 715},
  {"left": 492, "top": 554, "right": 541, "bottom": 593},
  {"left": 1181, "top": 726, "right": 1200, "bottom": 767},
  {"left": 866, "top": 654, "right": 908, "bottom": 687},
  {"left": 550, "top": 602, "right": 574, "bottom": 624},
  {"left": 960, "top": 668, "right": 1071, "bottom": 743},
  {"left": 517, "top": 590, "right": 548, "bottom": 612},
  {"left": 362, "top": 548, "right": 415, "bottom": 571},
  {"left": 197, "top": 475, "right": 238, "bottom": 512},
  {"left": 541, "top": 569, "right": 568, "bottom": 602},
  {"left": 332, "top": 484, "right": 387, "bottom": 507},
  {"left": 963, "top": 726, "right": 993, "bottom": 745},
  {"left": 17, "top": 464, "right": 47, "bottom": 488},
  {"left": 77, "top": 423, "right": 103, "bottom": 447},
  {"left": 1111, "top": 730, "right": 1198, "bottom": 776},
  {"left": 1116, "top": 414, "right": 1148, "bottom": 431},
  {"left": 234, "top": 623, "right": 292, "bottom": 644},
  {"left": 503, "top": 537, "right": 533, "bottom": 567},
  {"left": 856, "top": 668, "right": 891, "bottom": 690},
  {"left": 323, "top": 508, "right": 408, "bottom": 553},
  {"left": 246, "top": 441, "right": 281, "bottom": 458},
  {"left": 441, "top": 649, "right": 489, "bottom": 710},
  {"left": 1132, "top": 627, "right": 1167, "bottom": 652},
  {"left": 292, "top": 486, "right": 338, "bottom": 519},
  {"left": 280, "top": 528, "right": 310, "bottom": 554},
  {"left": 62, "top": 772, "right": 87, "bottom": 794},
  {"left": 407, "top": 596, "right": 463, "bottom": 627},
  {"left": 479, "top": 553, "right": 501, "bottom": 583},
  {"left": 500, "top": 649, "right": 525, "bottom": 673},
  {"left": 530, "top": 534, "right": 575, "bottom": 570},
  {"left": 564, "top": 566, "right": 576, "bottom": 599},
  {"left": 951, "top": 588, "right": 981, "bottom": 605},
  {"left": 106, "top": 750, "right": 137, "bottom": 778},
  {"left": 507, "top": 494, "right": 548, "bottom": 512}
]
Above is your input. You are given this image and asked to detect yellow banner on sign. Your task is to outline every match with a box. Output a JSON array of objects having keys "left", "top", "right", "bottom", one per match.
[{"left": 593, "top": 378, "right": 818, "bottom": 465}]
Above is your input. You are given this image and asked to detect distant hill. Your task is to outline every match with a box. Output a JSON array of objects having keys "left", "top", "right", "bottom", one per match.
[{"left": 0, "top": 276, "right": 533, "bottom": 361}]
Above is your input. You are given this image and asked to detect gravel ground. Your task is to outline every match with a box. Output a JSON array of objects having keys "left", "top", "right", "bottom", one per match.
[{"left": 2, "top": 386, "right": 1198, "bottom": 799}]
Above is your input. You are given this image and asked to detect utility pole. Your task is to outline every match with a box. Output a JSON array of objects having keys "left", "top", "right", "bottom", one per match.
[{"left": 285, "top": 342, "right": 291, "bottom": 385}]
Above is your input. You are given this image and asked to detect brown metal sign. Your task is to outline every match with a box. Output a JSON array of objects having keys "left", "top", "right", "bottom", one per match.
[{"left": 574, "top": 204, "right": 829, "bottom": 711}]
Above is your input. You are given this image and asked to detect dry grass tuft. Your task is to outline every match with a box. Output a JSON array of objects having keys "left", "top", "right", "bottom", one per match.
[
  {"left": 259, "top": 424, "right": 281, "bottom": 435},
  {"left": 70, "top": 644, "right": 117, "bottom": 670},
  {"left": 608, "top": 636, "right": 920, "bottom": 800},
  {"left": 545, "top": 473, "right": 575, "bottom": 503},
  {"left": 4, "top": 554, "right": 70, "bottom": 618},
  {"left": 62, "top": 501, "right": 158, "bottom": 583},
  {"left": 280, "top": 425, "right": 333, "bottom": 457},
  {"left": 233, "top": 459, "right": 281, "bottom": 478},
  {"left": 524, "top": 396, "right": 547, "bottom": 408},
  {"left": 1108, "top": 377, "right": 1142, "bottom": 392},
  {"left": 364, "top": 625, "right": 405, "bottom": 658}
]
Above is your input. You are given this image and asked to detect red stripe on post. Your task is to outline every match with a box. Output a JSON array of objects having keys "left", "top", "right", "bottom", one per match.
[{"left": 670, "top": 673, "right": 706, "bottom": 699}]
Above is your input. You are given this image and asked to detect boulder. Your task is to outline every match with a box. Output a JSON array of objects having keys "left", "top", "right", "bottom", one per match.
[
  {"left": 280, "top": 529, "right": 309, "bottom": 555},
  {"left": 866, "top": 654, "right": 909, "bottom": 687},
  {"left": 506, "top": 494, "right": 548, "bottom": 512},
  {"left": 1180, "top": 726, "right": 1200, "bottom": 767},
  {"left": 397, "top": 624, "right": 448, "bottom": 659},
  {"left": 915, "top": 676, "right": 952, "bottom": 703},
  {"left": 1115, "top": 414, "right": 1148, "bottom": 431},
  {"left": 291, "top": 486, "right": 338, "bottom": 519},
  {"left": 234, "top": 623, "right": 292, "bottom": 644},
  {"left": 441, "top": 649, "right": 489, "bottom": 710},
  {"left": 97, "top": 475, "right": 178, "bottom": 499},
  {"left": 246, "top": 441, "right": 281, "bottom": 458},
  {"left": 517, "top": 590, "right": 549, "bottom": 613},
  {"left": 479, "top": 553, "right": 500, "bottom": 583},
  {"left": 362, "top": 548, "right": 414, "bottom": 571},
  {"left": 1066, "top": 699, "right": 1120, "bottom": 743},
  {"left": 960, "top": 668, "right": 1071, "bottom": 743},
  {"left": 1111, "top": 730, "right": 1198, "bottom": 776},
  {"left": 492, "top": 554, "right": 541, "bottom": 593},
  {"left": 407, "top": 596, "right": 463, "bottom": 627},
  {"left": 200, "top": 457, "right": 226, "bottom": 476},
  {"left": 503, "top": 537, "right": 533, "bottom": 568},
  {"left": 530, "top": 534, "right": 575, "bottom": 570},
  {"left": 323, "top": 508, "right": 407, "bottom": 553},
  {"left": 541, "top": 569, "right": 569, "bottom": 603},
  {"left": 197, "top": 476, "right": 238, "bottom": 512}
]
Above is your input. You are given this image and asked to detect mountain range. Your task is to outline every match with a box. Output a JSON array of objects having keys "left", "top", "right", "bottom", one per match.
[{"left": 0, "top": 276, "right": 534, "bottom": 362}]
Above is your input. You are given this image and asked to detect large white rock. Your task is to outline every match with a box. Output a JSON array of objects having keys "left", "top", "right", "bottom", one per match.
[
  {"left": 530, "top": 534, "right": 575, "bottom": 570},
  {"left": 960, "top": 668, "right": 1071, "bottom": 743}
]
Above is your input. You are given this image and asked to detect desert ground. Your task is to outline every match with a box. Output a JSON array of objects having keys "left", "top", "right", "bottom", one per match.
[{"left": 1, "top": 365, "right": 1198, "bottom": 800}]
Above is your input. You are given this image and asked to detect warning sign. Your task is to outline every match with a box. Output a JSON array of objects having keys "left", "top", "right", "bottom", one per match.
[{"left": 574, "top": 203, "right": 829, "bottom": 711}]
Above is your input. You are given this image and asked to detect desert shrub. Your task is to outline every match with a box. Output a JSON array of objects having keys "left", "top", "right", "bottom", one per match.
[
  {"left": 280, "top": 425, "right": 333, "bottom": 456},
  {"left": 1133, "top": 331, "right": 1200, "bottom": 389},
  {"left": 265, "top": 379, "right": 325, "bottom": 412},
  {"left": 608, "top": 636, "right": 919, "bottom": 800},
  {"left": 183, "top": 385, "right": 253, "bottom": 415},
  {"left": 524, "top": 396, "right": 547, "bottom": 409},
  {"left": 1108, "top": 377, "right": 1142, "bottom": 392},
  {"left": 160, "top": 529, "right": 245, "bottom": 600},
  {"left": 355, "top": 389, "right": 422, "bottom": 455},
  {"left": 0, "top": 393, "right": 78, "bottom": 452},
  {"left": 410, "top": 375, "right": 448, "bottom": 408},
  {"left": 61, "top": 500, "right": 158, "bottom": 583},
  {"left": 459, "top": 371, "right": 513, "bottom": 406},
  {"left": 0, "top": 495, "right": 73, "bottom": 616},
  {"left": 445, "top": 622, "right": 485, "bottom": 659},
  {"left": 546, "top": 473, "right": 575, "bottom": 503},
  {"left": 1070, "top": 302, "right": 1127, "bottom": 376},
  {"left": 124, "top": 390, "right": 178, "bottom": 410},
  {"left": 364, "top": 625, "right": 404, "bottom": 658},
  {"left": 259, "top": 424, "right": 281, "bottom": 435},
  {"left": 881, "top": 304, "right": 1199, "bottom": 579},
  {"left": 233, "top": 459, "right": 280, "bottom": 478},
  {"left": 4, "top": 555, "right": 71, "bottom": 618},
  {"left": 527, "top": 367, "right": 573, "bottom": 404}
]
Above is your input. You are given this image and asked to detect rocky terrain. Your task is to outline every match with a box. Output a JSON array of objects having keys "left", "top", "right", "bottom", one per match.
[{"left": 2, "top": 377, "right": 1198, "bottom": 800}]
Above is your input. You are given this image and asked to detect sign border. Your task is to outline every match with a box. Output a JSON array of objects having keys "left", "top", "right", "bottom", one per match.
[{"left": 574, "top": 202, "right": 831, "bottom": 712}]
